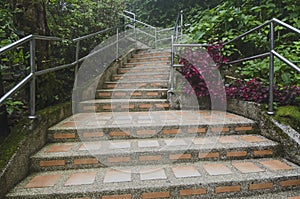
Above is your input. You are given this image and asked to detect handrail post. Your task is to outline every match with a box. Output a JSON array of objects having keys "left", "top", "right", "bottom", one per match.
[
  {"left": 180, "top": 10, "right": 183, "bottom": 37},
  {"left": 116, "top": 28, "right": 119, "bottom": 59},
  {"left": 29, "top": 38, "right": 36, "bottom": 119},
  {"left": 170, "top": 35, "right": 175, "bottom": 91},
  {"left": 268, "top": 21, "right": 275, "bottom": 115}
]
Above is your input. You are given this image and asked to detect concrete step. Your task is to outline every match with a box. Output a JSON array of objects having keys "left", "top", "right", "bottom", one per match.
[
  {"left": 47, "top": 111, "right": 256, "bottom": 142},
  {"left": 111, "top": 72, "right": 169, "bottom": 81},
  {"left": 96, "top": 89, "right": 168, "bottom": 99},
  {"left": 123, "top": 61, "right": 170, "bottom": 68},
  {"left": 102, "top": 80, "right": 169, "bottom": 89},
  {"left": 133, "top": 51, "right": 170, "bottom": 58},
  {"left": 7, "top": 158, "right": 300, "bottom": 198},
  {"left": 78, "top": 99, "right": 170, "bottom": 112},
  {"left": 117, "top": 66, "right": 170, "bottom": 74},
  {"left": 31, "top": 135, "right": 278, "bottom": 171},
  {"left": 128, "top": 56, "right": 170, "bottom": 63}
]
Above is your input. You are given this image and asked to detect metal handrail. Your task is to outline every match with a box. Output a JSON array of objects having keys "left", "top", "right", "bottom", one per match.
[
  {"left": 222, "top": 18, "right": 300, "bottom": 114},
  {"left": 0, "top": 9, "right": 171, "bottom": 119},
  {"left": 170, "top": 18, "right": 299, "bottom": 114}
]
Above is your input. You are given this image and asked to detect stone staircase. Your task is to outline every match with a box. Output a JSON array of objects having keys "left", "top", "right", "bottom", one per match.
[{"left": 6, "top": 49, "right": 300, "bottom": 198}]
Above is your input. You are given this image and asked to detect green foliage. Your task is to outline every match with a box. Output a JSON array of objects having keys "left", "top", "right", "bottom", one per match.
[
  {"left": 126, "top": 0, "right": 219, "bottom": 28},
  {"left": 186, "top": 0, "right": 300, "bottom": 87}
]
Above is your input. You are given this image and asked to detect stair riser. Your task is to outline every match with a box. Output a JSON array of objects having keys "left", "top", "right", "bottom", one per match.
[
  {"left": 128, "top": 57, "right": 170, "bottom": 63},
  {"left": 78, "top": 101, "right": 170, "bottom": 112},
  {"left": 118, "top": 67, "right": 170, "bottom": 74},
  {"left": 97, "top": 90, "right": 167, "bottom": 99},
  {"left": 31, "top": 146, "right": 278, "bottom": 172},
  {"left": 112, "top": 74, "right": 169, "bottom": 81},
  {"left": 102, "top": 81, "right": 169, "bottom": 89},
  {"left": 48, "top": 125, "right": 256, "bottom": 142}
]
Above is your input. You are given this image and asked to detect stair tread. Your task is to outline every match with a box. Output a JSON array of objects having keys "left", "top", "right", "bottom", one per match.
[
  {"left": 32, "top": 134, "right": 277, "bottom": 159},
  {"left": 7, "top": 158, "right": 300, "bottom": 198},
  {"left": 80, "top": 98, "right": 168, "bottom": 103},
  {"left": 97, "top": 88, "right": 168, "bottom": 91},
  {"left": 113, "top": 72, "right": 170, "bottom": 76},
  {"left": 49, "top": 110, "right": 255, "bottom": 130}
]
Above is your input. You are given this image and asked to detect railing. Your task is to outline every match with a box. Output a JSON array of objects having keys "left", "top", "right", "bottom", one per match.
[
  {"left": 222, "top": 18, "right": 300, "bottom": 114},
  {"left": 0, "top": 19, "right": 136, "bottom": 118},
  {"left": 170, "top": 18, "right": 300, "bottom": 114}
]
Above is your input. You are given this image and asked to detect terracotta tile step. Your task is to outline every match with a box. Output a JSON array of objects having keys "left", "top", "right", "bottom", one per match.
[
  {"left": 78, "top": 99, "right": 170, "bottom": 112},
  {"left": 47, "top": 110, "right": 256, "bottom": 142},
  {"left": 124, "top": 61, "right": 170, "bottom": 68},
  {"left": 97, "top": 89, "right": 168, "bottom": 99},
  {"left": 133, "top": 52, "right": 171, "bottom": 58},
  {"left": 111, "top": 72, "right": 169, "bottom": 81},
  {"left": 118, "top": 66, "right": 170, "bottom": 74},
  {"left": 128, "top": 56, "right": 170, "bottom": 63},
  {"left": 7, "top": 158, "right": 300, "bottom": 198},
  {"left": 102, "top": 80, "right": 169, "bottom": 89},
  {"left": 31, "top": 135, "right": 278, "bottom": 171}
]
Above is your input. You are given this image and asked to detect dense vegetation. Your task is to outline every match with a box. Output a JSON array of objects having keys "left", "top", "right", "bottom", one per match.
[{"left": 179, "top": 0, "right": 300, "bottom": 107}]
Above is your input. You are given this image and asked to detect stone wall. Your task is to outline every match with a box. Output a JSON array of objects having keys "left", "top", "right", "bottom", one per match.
[
  {"left": 0, "top": 102, "right": 72, "bottom": 198},
  {"left": 227, "top": 99, "right": 300, "bottom": 165}
]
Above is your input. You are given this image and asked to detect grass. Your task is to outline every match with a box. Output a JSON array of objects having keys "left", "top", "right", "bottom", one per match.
[{"left": 275, "top": 105, "right": 300, "bottom": 132}]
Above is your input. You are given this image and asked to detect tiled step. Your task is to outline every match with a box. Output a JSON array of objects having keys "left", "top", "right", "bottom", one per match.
[
  {"left": 128, "top": 56, "right": 170, "bottom": 63},
  {"left": 103, "top": 80, "right": 169, "bottom": 89},
  {"left": 96, "top": 89, "right": 168, "bottom": 99},
  {"left": 123, "top": 61, "right": 170, "bottom": 68},
  {"left": 133, "top": 51, "right": 170, "bottom": 58},
  {"left": 117, "top": 66, "right": 170, "bottom": 74},
  {"left": 7, "top": 158, "right": 300, "bottom": 198},
  {"left": 111, "top": 72, "right": 169, "bottom": 81},
  {"left": 78, "top": 99, "right": 170, "bottom": 112},
  {"left": 47, "top": 111, "right": 256, "bottom": 142},
  {"left": 31, "top": 135, "right": 278, "bottom": 171}
]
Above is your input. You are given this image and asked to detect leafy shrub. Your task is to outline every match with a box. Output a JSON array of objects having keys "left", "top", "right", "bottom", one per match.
[
  {"left": 177, "top": 43, "right": 228, "bottom": 105},
  {"left": 226, "top": 78, "right": 300, "bottom": 105}
]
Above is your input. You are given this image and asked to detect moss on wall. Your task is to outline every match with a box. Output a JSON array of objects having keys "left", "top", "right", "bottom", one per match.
[{"left": 275, "top": 106, "right": 300, "bottom": 132}]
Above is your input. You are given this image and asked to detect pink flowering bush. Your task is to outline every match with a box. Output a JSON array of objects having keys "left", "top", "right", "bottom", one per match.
[
  {"left": 177, "top": 44, "right": 299, "bottom": 106},
  {"left": 226, "top": 78, "right": 300, "bottom": 105},
  {"left": 177, "top": 43, "right": 228, "bottom": 104}
]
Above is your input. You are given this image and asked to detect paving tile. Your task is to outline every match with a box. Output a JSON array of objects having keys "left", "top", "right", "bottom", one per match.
[
  {"left": 193, "top": 138, "right": 215, "bottom": 145},
  {"left": 179, "top": 188, "right": 207, "bottom": 196},
  {"left": 65, "top": 172, "right": 97, "bottom": 186},
  {"left": 218, "top": 136, "right": 239, "bottom": 143},
  {"left": 109, "top": 141, "right": 131, "bottom": 149},
  {"left": 25, "top": 174, "right": 61, "bottom": 188},
  {"left": 142, "top": 191, "right": 170, "bottom": 199},
  {"left": 138, "top": 140, "right": 160, "bottom": 148},
  {"left": 102, "top": 194, "right": 132, "bottom": 199},
  {"left": 260, "top": 160, "right": 293, "bottom": 171},
  {"left": 140, "top": 168, "right": 167, "bottom": 181},
  {"left": 164, "top": 139, "right": 187, "bottom": 146},
  {"left": 78, "top": 143, "right": 102, "bottom": 151},
  {"left": 203, "top": 163, "right": 233, "bottom": 176},
  {"left": 241, "top": 135, "right": 265, "bottom": 143},
  {"left": 46, "top": 144, "right": 74, "bottom": 153},
  {"left": 232, "top": 162, "right": 264, "bottom": 173},
  {"left": 172, "top": 166, "right": 201, "bottom": 178},
  {"left": 103, "top": 169, "right": 132, "bottom": 183}
]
